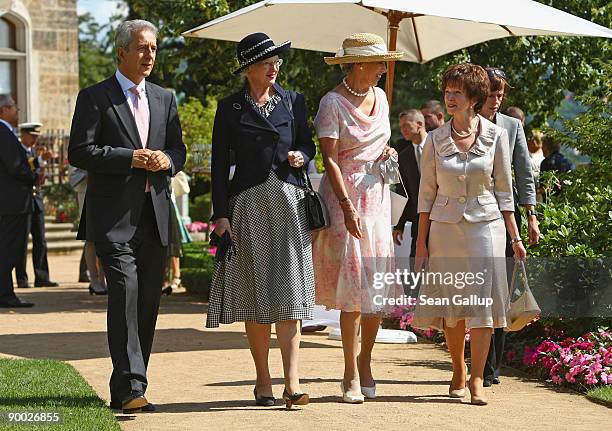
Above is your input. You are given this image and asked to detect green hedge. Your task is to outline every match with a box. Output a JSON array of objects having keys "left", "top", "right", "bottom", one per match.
[{"left": 181, "top": 241, "right": 215, "bottom": 299}]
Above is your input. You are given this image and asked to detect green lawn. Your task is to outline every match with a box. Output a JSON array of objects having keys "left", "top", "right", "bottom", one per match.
[
  {"left": 586, "top": 385, "right": 612, "bottom": 408},
  {"left": 0, "top": 358, "right": 119, "bottom": 430}
]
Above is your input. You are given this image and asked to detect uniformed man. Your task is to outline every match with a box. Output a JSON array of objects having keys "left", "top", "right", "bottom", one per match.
[{"left": 15, "top": 122, "right": 59, "bottom": 288}]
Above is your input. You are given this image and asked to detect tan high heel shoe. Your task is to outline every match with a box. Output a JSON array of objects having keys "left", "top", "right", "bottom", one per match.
[
  {"left": 282, "top": 389, "right": 309, "bottom": 409},
  {"left": 449, "top": 364, "right": 468, "bottom": 398},
  {"left": 468, "top": 379, "right": 488, "bottom": 406}
]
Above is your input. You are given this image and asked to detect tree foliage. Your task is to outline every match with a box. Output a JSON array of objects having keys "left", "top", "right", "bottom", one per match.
[
  {"left": 126, "top": 0, "right": 610, "bottom": 131},
  {"left": 392, "top": 0, "right": 611, "bottom": 129},
  {"left": 78, "top": 12, "right": 123, "bottom": 89},
  {"left": 531, "top": 63, "right": 612, "bottom": 258}
]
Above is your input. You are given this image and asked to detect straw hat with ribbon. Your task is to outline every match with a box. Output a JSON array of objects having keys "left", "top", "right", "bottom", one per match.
[{"left": 324, "top": 33, "right": 403, "bottom": 65}]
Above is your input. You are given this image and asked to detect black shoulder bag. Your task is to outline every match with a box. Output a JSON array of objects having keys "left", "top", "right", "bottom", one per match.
[{"left": 284, "top": 90, "right": 330, "bottom": 232}]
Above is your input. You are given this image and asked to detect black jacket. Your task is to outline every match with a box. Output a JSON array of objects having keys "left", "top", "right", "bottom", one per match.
[
  {"left": 394, "top": 139, "right": 421, "bottom": 229},
  {"left": 211, "top": 83, "right": 315, "bottom": 220},
  {"left": 68, "top": 75, "right": 186, "bottom": 246},
  {"left": 0, "top": 123, "right": 37, "bottom": 215}
]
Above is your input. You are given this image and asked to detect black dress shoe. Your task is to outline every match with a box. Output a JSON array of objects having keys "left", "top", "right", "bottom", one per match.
[
  {"left": 78, "top": 273, "right": 91, "bottom": 283},
  {"left": 0, "top": 297, "right": 34, "bottom": 308},
  {"left": 34, "top": 281, "right": 59, "bottom": 287},
  {"left": 89, "top": 283, "right": 108, "bottom": 295},
  {"left": 17, "top": 282, "right": 31, "bottom": 289},
  {"left": 483, "top": 379, "right": 493, "bottom": 387},
  {"left": 492, "top": 377, "right": 500, "bottom": 384},
  {"left": 254, "top": 387, "right": 275, "bottom": 407}
]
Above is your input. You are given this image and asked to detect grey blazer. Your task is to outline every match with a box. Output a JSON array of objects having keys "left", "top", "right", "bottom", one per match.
[
  {"left": 418, "top": 116, "right": 514, "bottom": 223},
  {"left": 495, "top": 113, "right": 536, "bottom": 206}
]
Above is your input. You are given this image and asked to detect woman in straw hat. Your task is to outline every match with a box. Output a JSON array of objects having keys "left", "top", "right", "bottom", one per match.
[
  {"left": 208, "top": 32, "right": 316, "bottom": 409},
  {"left": 313, "top": 32, "right": 403, "bottom": 403}
]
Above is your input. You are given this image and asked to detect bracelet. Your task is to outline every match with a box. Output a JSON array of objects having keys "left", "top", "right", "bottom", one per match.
[{"left": 511, "top": 237, "right": 523, "bottom": 244}]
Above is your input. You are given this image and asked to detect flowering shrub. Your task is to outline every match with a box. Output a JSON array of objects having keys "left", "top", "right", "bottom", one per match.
[
  {"left": 384, "top": 305, "right": 444, "bottom": 343},
  {"left": 512, "top": 328, "right": 611, "bottom": 390},
  {"left": 186, "top": 221, "right": 210, "bottom": 233}
]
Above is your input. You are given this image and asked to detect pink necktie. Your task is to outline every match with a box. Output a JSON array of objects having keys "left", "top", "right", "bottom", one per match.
[
  {"left": 129, "top": 86, "right": 149, "bottom": 148},
  {"left": 129, "top": 86, "right": 150, "bottom": 191}
]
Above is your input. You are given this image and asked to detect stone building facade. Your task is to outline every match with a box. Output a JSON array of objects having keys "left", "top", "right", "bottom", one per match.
[{"left": 0, "top": 0, "right": 79, "bottom": 131}]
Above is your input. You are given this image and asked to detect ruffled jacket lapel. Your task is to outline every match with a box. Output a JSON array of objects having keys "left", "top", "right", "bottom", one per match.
[{"left": 432, "top": 115, "right": 497, "bottom": 157}]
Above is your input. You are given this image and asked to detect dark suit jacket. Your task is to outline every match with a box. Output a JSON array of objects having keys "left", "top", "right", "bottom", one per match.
[
  {"left": 68, "top": 75, "right": 186, "bottom": 246},
  {"left": 211, "top": 83, "right": 315, "bottom": 220},
  {"left": 0, "top": 123, "right": 37, "bottom": 215},
  {"left": 394, "top": 140, "right": 420, "bottom": 230}
]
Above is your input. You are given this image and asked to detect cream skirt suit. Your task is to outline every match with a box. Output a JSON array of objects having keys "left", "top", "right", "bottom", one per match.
[{"left": 412, "top": 116, "right": 514, "bottom": 330}]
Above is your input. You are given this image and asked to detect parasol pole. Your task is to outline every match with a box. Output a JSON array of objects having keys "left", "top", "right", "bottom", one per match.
[{"left": 385, "top": 11, "right": 404, "bottom": 107}]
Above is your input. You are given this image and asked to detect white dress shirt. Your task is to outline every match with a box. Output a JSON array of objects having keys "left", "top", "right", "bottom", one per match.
[
  {"left": 413, "top": 136, "right": 426, "bottom": 173},
  {"left": 115, "top": 69, "right": 149, "bottom": 119}
]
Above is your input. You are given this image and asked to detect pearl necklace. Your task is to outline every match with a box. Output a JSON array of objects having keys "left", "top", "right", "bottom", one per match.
[
  {"left": 451, "top": 118, "right": 479, "bottom": 138},
  {"left": 342, "top": 77, "right": 370, "bottom": 97}
]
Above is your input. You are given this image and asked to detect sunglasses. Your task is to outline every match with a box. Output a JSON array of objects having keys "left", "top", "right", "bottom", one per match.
[{"left": 486, "top": 68, "right": 508, "bottom": 81}]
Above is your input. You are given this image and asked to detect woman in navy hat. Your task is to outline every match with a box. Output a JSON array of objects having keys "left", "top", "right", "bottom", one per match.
[{"left": 207, "top": 32, "right": 315, "bottom": 409}]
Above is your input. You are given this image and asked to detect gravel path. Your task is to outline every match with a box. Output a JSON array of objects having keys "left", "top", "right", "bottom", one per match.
[{"left": 0, "top": 251, "right": 608, "bottom": 430}]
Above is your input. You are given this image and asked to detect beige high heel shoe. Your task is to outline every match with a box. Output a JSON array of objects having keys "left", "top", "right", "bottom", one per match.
[
  {"left": 340, "top": 382, "right": 364, "bottom": 404},
  {"left": 449, "top": 364, "right": 468, "bottom": 398},
  {"left": 468, "top": 379, "right": 488, "bottom": 406}
]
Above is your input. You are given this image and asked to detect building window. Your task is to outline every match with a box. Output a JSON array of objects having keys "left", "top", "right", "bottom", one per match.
[
  {"left": 0, "top": 14, "right": 26, "bottom": 120},
  {"left": 0, "top": 60, "right": 16, "bottom": 97},
  {"left": 0, "top": 17, "right": 16, "bottom": 49}
]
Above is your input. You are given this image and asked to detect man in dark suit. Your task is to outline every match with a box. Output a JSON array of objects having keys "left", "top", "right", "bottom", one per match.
[
  {"left": 481, "top": 67, "right": 539, "bottom": 387},
  {"left": 14, "top": 123, "right": 59, "bottom": 289},
  {"left": 420, "top": 100, "right": 445, "bottom": 132},
  {"left": 68, "top": 19, "right": 186, "bottom": 413},
  {"left": 392, "top": 109, "right": 428, "bottom": 264},
  {"left": 0, "top": 95, "right": 37, "bottom": 308}
]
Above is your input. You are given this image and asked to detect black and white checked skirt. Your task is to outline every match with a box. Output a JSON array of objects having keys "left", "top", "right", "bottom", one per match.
[{"left": 206, "top": 171, "right": 315, "bottom": 328}]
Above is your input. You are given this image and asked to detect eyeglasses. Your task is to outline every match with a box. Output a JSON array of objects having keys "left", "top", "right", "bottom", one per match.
[
  {"left": 259, "top": 58, "right": 283, "bottom": 69},
  {"left": 486, "top": 67, "right": 508, "bottom": 81}
]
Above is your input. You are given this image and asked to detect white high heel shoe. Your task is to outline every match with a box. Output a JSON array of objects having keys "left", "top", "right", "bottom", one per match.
[
  {"left": 340, "top": 382, "right": 364, "bottom": 404},
  {"left": 361, "top": 385, "right": 376, "bottom": 399}
]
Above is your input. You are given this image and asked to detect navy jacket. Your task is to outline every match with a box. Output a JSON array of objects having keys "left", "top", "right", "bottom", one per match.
[
  {"left": 211, "top": 83, "right": 315, "bottom": 220},
  {"left": 0, "top": 123, "right": 37, "bottom": 215},
  {"left": 68, "top": 75, "right": 186, "bottom": 246}
]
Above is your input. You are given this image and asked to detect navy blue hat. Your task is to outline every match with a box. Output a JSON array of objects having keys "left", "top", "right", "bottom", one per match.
[{"left": 234, "top": 32, "right": 291, "bottom": 75}]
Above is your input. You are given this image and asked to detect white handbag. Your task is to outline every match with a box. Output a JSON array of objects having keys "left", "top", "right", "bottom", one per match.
[
  {"left": 387, "top": 156, "right": 409, "bottom": 226},
  {"left": 505, "top": 260, "right": 541, "bottom": 332}
]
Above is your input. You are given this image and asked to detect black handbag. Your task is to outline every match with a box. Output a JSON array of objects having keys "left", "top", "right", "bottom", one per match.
[
  {"left": 282, "top": 90, "right": 329, "bottom": 231},
  {"left": 302, "top": 170, "right": 330, "bottom": 231},
  {"left": 209, "top": 230, "right": 236, "bottom": 263}
]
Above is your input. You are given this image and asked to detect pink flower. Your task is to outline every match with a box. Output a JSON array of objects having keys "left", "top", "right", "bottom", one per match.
[
  {"left": 523, "top": 346, "right": 538, "bottom": 366},
  {"left": 600, "top": 372, "right": 609, "bottom": 384},
  {"left": 186, "top": 221, "right": 210, "bottom": 233},
  {"left": 551, "top": 374, "right": 563, "bottom": 385},
  {"left": 573, "top": 341, "right": 594, "bottom": 350},
  {"left": 565, "top": 372, "right": 576, "bottom": 383},
  {"left": 208, "top": 247, "right": 217, "bottom": 256},
  {"left": 585, "top": 373, "right": 598, "bottom": 385},
  {"left": 390, "top": 306, "right": 405, "bottom": 319}
]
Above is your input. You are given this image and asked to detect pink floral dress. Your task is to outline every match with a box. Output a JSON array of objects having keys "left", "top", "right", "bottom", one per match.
[{"left": 312, "top": 87, "right": 401, "bottom": 313}]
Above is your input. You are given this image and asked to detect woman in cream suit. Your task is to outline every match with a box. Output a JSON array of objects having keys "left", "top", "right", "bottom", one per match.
[{"left": 413, "top": 64, "right": 526, "bottom": 406}]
